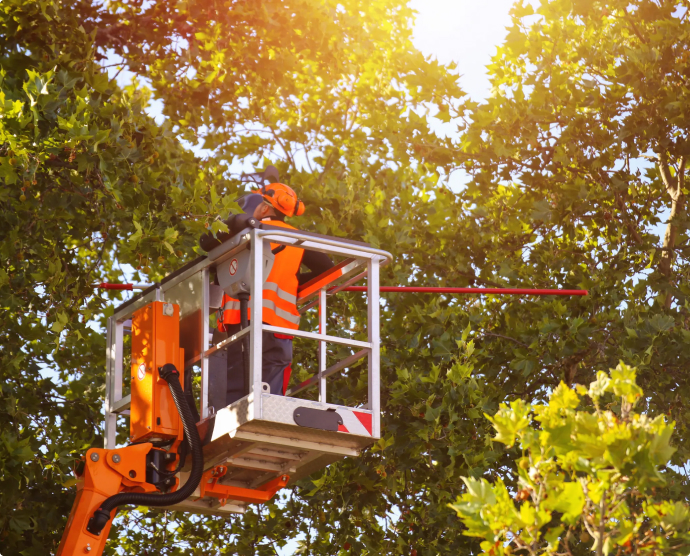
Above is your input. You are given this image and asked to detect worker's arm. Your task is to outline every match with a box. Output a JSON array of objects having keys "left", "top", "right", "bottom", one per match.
[
  {"left": 199, "top": 214, "right": 258, "bottom": 252},
  {"left": 298, "top": 250, "right": 334, "bottom": 285}
]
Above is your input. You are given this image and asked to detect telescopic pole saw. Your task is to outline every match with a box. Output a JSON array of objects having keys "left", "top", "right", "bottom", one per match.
[{"left": 97, "top": 283, "right": 588, "bottom": 296}]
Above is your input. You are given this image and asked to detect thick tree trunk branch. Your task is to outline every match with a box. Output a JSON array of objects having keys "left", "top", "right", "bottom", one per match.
[
  {"left": 659, "top": 158, "right": 677, "bottom": 199},
  {"left": 658, "top": 156, "right": 686, "bottom": 309}
]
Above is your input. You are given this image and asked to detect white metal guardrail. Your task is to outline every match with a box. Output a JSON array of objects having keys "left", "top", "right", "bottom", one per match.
[{"left": 104, "top": 227, "right": 392, "bottom": 449}]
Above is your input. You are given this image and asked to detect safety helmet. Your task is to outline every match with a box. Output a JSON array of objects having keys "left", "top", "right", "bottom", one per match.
[{"left": 253, "top": 183, "right": 305, "bottom": 218}]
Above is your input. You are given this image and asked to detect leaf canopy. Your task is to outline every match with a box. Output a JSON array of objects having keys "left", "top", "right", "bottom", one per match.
[{"left": 3, "top": 0, "right": 690, "bottom": 555}]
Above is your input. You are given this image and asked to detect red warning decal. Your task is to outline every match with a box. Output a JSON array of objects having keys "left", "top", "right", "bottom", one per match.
[
  {"left": 353, "top": 411, "right": 373, "bottom": 435},
  {"left": 338, "top": 423, "right": 349, "bottom": 433}
]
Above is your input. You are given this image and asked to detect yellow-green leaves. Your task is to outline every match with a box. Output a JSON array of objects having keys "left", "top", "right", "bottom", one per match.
[
  {"left": 486, "top": 399, "right": 532, "bottom": 447},
  {"left": 548, "top": 382, "right": 580, "bottom": 411},
  {"left": 447, "top": 325, "right": 475, "bottom": 383},
  {"left": 588, "top": 370, "right": 610, "bottom": 401},
  {"left": 451, "top": 365, "right": 690, "bottom": 555},
  {"left": 645, "top": 501, "right": 690, "bottom": 533},
  {"left": 610, "top": 362, "right": 642, "bottom": 404},
  {"left": 448, "top": 478, "right": 502, "bottom": 540},
  {"left": 460, "top": 477, "right": 498, "bottom": 509},
  {"left": 544, "top": 482, "right": 584, "bottom": 525}
]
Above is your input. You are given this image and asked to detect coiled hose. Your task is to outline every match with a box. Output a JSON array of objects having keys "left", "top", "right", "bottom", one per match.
[{"left": 87, "top": 363, "right": 204, "bottom": 536}]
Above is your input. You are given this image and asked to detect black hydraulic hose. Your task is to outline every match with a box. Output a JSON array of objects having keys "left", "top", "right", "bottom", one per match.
[
  {"left": 184, "top": 359, "right": 200, "bottom": 423},
  {"left": 237, "top": 292, "right": 250, "bottom": 397},
  {"left": 86, "top": 364, "right": 204, "bottom": 536}
]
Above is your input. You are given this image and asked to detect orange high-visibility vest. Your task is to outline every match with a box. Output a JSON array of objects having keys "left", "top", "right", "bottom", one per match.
[{"left": 217, "top": 220, "right": 304, "bottom": 331}]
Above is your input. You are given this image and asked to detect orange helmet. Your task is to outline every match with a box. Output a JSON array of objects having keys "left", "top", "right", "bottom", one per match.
[{"left": 254, "top": 183, "right": 305, "bottom": 217}]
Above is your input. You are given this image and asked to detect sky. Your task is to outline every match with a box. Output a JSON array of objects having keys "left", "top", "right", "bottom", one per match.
[
  {"left": 409, "top": 0, "right": 515, "bottom": 189},
  {"left": 410, "top": 0, "right": 515, "bottom": 101}
]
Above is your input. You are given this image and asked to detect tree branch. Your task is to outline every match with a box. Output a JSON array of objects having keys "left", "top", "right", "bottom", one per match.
[
  {"left": 482, "top": 332, "right": 529, "bottom": 348},
  {"left": 658, "top": 155, "right": 686, "bottom": 308},
  {"left": 658, "top": 158, "right": 677, "bottom": 200}
]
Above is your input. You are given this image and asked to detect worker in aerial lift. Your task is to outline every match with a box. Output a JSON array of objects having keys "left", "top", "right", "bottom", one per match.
[{"left": 200, "top": 183, "right": 333, "bottom": 407}]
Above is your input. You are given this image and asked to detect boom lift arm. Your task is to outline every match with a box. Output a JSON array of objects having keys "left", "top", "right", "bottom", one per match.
[{"left": 56, "top": 363, "right": 204, "bottom": 556}]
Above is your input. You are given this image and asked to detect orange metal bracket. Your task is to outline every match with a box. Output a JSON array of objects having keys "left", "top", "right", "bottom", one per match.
[
  {"left": 199, "top": 465, "right": 289, "bottom": 505},
  {"left": 296, "top": 258, "right": 357, "bottom": 301},
  {"left": 56, "top": 444, "right": 158, "bottom": 556}
]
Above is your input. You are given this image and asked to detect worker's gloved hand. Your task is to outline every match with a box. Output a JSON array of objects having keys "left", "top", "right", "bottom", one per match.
[{"left": 199, "top": 213, "right": 260, "bottom": 252}]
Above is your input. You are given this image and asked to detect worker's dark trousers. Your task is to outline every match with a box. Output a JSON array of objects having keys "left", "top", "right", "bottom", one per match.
[{"left": 208, "top": 323, "right": 292, "bottom": 411}]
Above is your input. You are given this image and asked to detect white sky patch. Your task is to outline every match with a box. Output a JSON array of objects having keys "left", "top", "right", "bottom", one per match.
[{"left": 410, "top": 0, "right": 514, "bottom": 101}]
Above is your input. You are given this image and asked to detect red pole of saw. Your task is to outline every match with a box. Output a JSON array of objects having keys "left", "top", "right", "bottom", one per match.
[
  {"left": 95, "top": 283, "right": 151, "bottom": 291},
  {"left": 341, "top": 286, "right": 588, "bottom": 296},
  {"left": 95, "top": 283, "right": 588, "bottom": 296}
]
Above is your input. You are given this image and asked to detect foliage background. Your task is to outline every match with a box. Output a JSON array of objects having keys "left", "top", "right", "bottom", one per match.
[{"left": 2, "top": 0, "right": 690, "bottom": 555}]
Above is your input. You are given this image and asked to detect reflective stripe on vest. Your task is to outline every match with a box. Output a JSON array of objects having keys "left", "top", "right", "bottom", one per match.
[
  {"left": 264, "top": 281, "right": 297, "bottom": 304},
  {"left": 223, "top": 300, "right": 241, "bottom": 312},
  {"left": 262, "top": 299, "right": 301, "bottom": 325},
  {"left": 220, "top": 298, "right": 300, "bottom": 326}
]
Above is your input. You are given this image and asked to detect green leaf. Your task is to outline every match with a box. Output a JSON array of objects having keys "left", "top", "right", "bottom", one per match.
[
  {"left": 129, "top": 220, "right": 143, "bottom": 246},
  {"left": 610, "top": 361, "right": 642, "bottom": 404},
  {"left": 210, "top": 220, "right": 229, "bottom": 235},
  {"left": 92, "top": 128, "right": 110, "bottom": 151},
  {"left": 625, "top": 327, "right": 638, "bottom": 339},
  {"left": 87, "top": 71, "right": 110, "bottom": 93},
  {"left": 545, "top": 482, "right": 584, "bottom": 525},
  {"left": 549, "top": 382, "right": 580, "bottom": 411},
  {"left": 486, "top": 399, "right": 532, "bottom": 447}
]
